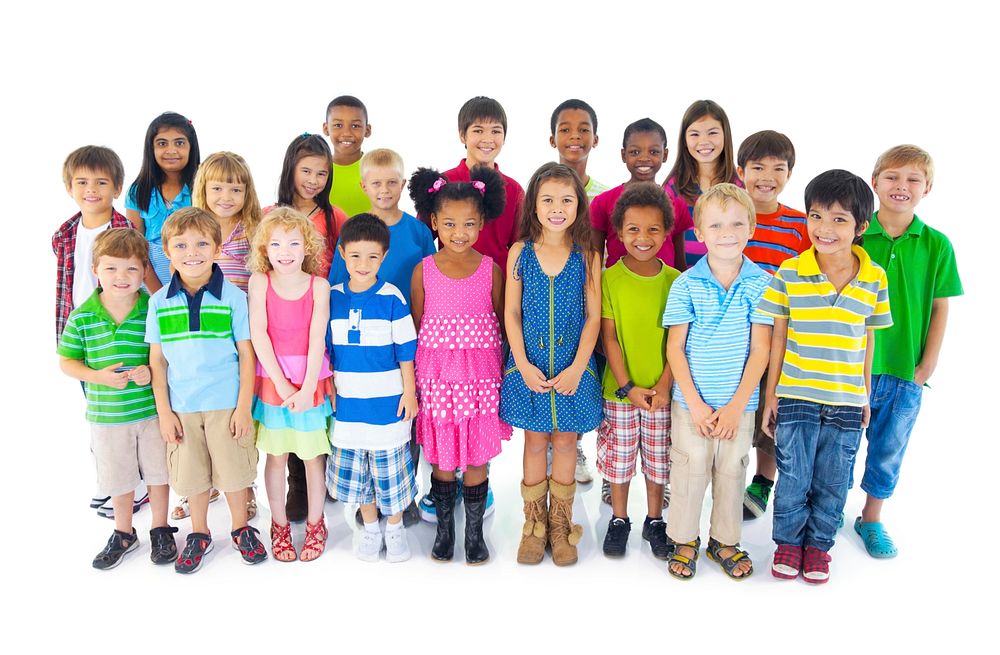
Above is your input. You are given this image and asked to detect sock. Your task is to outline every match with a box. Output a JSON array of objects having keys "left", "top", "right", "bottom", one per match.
[
  {"left": 364, "top": 520, "right": 380, "bottom": 534},
  {"left": 645, "top": 515, "right": 663, "bottom": 524},
  {"left": 385, "top": 520, "right": 404, "bottom": 533},
  {"left": 611, "top": 515, "right": 629, "bottom": 523},
  {"left": 752, "top": 474, "right": 774, "bottom": 488}
]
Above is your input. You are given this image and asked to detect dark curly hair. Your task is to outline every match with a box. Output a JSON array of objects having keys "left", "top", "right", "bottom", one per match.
[
  {"left": 409, "top": 165, "right": 506, "bottom": 224},
  {"left": 610, "top": 182, "right": 674, "bottom": 234}
]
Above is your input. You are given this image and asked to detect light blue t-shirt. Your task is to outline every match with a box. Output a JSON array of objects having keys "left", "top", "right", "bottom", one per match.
[{"left": 126, "top": 183, "right": 192, "bottom": 285}]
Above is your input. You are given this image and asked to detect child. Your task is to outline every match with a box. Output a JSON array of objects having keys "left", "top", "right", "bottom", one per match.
[
  {"left": 322, "top": 95, "right": 373, "bottom": 217},
  {"left": 58, "top": 228, "right": 175, "bottom": 569},
  {"left": 125, "top": 112, "right": 201, "bottom": 290},
  {"left": 248, "top": 208, "right": 334, "bottom": 562},
  {"left": 662, "top": 183, "right": 772, "bottom": 581},
  {"left": 758, "top": 170, "right": 892, "bottom": 584},
  {"left": 664, "top": 100, "right": 742, "bottom": 269},
  {"left": 501, "top": 162, "right": 602, "bottom": 567},
  {"left": 598, "top": 183, "right": 680, "bottom": 559},
  {"left": 735, "top": 130, "right": 812, "bottom": 521},
  {"left": 147, "top": 207, "right": 266, "bottom": 573},
  {"left": 327, "top": 214, "right": 419, "bottom": 563},
  {"left": 853, "top": 145, "right": 962, "bottom": 557},
  {"left": 409, "top": 165, "right": 511, "bottom": 564},
  {"left": 550, "top": 99, "right": 608, "bottom": 200}
]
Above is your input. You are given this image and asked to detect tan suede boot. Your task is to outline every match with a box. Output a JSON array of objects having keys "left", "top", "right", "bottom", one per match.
[
  {"left": 548, "top": 478, "right": 584, "bottom": 566},
  {"left": 517, "top": 480, "right": 548, "bottom": 564}
]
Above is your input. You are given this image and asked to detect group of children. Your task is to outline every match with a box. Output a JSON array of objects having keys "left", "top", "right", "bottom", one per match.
[{"left": 55, "top": 95, "right": 962, "bottom": 584}]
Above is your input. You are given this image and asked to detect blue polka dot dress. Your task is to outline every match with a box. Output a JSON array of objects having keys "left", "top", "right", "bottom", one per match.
[{"left": 500, "top": 241, "right": 602, "bottom": 433}]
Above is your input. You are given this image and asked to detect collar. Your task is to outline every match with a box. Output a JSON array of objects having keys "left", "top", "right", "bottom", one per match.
[
  {"left": 166, "top": 263, "right": 225, "bottom": 300},
  {"left": 457, "top": 159, "right": 502, "bottom": 179},
  {"left": 796, "top": 245, "right": 876, "bottom": 277},
  {"left": 687, "top": 255, "right": 765, "bottom": 283},
  {"left": 344, "top": 277, "right": 384, "bottom": 300},
  {"left": 78, "top": 288, "right": 149, "bottom": 323},
  {"left": 866, "top": 212, "right": 925, "bottom": 239}
]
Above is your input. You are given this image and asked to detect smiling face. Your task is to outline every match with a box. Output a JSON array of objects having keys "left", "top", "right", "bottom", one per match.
[
  {"left": 620, "top": 206, "right": 668, "bottom": 264},
  {"left": 293, "top": 155, "right": 330, "bottom": 203},
  {"left": 622, "top": 131, "right": 667, "bottom": 183},
  {"left": 153, "top": 127, "right": 191, "bottom": 175},
  {"left": 323, "top": 105, "right": 370, "bottom": 161},
  {"left": 550, "top": 108, "right": 598, "bottom": 165},
  {"left": 338, "top": 239, "right": 385, "bottom": 291},
  {"left": 535, "top": 179, "right": 579, "bottom": 234},
  {"left": 67, "top": 166, "right": 121, "bottom": 218},
  {"left": 165, "top": 228, "right": 220, "bottom": 283},
  {"left": 94, "top": 255, "right": 144, "bottom": 300},
  {"left": 873, "top": 164, "right": 930, "bottom": 216},
  {"left": 738, "top": 156, "right": 791, "bottom": 213},
  {"left": 807, "top": 200, "right": 866, "bottom": 256},
  {"left": 204, "top": 179, "right": 246, "bottom": 219},
  {"left": 432, "top": 199, "right": 483, "bottom": 256},
  {"left": 361, "top": 165, "right": 404, "bottom": 212},
  {"left": 266, "top": 226, "right": 306, "bottom": 274},
  {"left": 694, "top": 199, "right": 753, "bottom": 264},
  {"left": 685, "top": 115, "right": 725, "bottom": 167},
  {"left": 461, "top": 120, "right": 505, "bottom": 168}
]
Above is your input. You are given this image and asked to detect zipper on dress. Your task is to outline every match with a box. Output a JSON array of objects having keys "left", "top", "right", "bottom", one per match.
[{"left": 549, "top": 275, "right": 558, "bottom": 432}]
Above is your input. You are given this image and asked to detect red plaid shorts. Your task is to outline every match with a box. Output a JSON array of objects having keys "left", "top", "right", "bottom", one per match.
[{"left": 596, "top": 399, "right": 671, "bottom": 484}]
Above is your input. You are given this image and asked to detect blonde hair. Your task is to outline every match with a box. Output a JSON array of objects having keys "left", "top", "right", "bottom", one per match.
[
  {"left": 872, "top": 144, "right": 934, "bottom": 187},
  {"left": 160, "top": 207, "right": 222, "bottom": 250},
  {"left": 360, "top": 148, "right": 405, "bottom": 179},
  {"left": 193, "top": 151, "right": 262, "bottom": 237},
  {"left": 693, "top": 182, "right": 756, "bottom": 230},
  {"left": 92, "top": 228, "right": 149, "bottom": 269},
  {"left": 249, "top": 207, "right": 326, "bottom": 275}
]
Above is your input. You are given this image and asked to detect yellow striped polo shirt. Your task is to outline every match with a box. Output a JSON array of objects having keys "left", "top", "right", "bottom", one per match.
[{"left": 757, "top": 245, "right": 892, "bottom": 406}]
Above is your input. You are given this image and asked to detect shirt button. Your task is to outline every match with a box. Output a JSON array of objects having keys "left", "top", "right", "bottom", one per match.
[{"left": 891, "top": 254, "right": 896, "bottom": 259}]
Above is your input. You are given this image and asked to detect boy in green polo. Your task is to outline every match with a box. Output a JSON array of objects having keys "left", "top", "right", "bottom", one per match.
[
  {"left": 855, "top": 145, "right": 963, "bottom": 558},
  {"left": 58, "top": 228, "right": 175, "bottom": 570}
]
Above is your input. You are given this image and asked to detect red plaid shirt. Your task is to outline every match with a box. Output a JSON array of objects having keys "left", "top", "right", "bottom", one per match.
[{"left": 52, "top": 210, "right": 134, "bottom": 344}]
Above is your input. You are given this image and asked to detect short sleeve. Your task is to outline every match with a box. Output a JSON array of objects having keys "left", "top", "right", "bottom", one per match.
[
  {"left": 419, "top": 223, "right": 437, "bottom": 258},
  {"left": 145, "top": 297, "right": 162, "bottom": 344},
  {"left": 866, "top": 269, "right": 893, "bottom": 329},
  {"left": 748, "top": 279, "right": 775, "bottom": 326},
  {"left": 391, "top": 293, "right": 417, "bottom": 362},
  {"left": 125, "top": 184, "right": 139, "bottom": 212},
  {"left": 230, "top": 290, "right": 251, "bottom": 341},
  {"left": 933, "top": 235, "right": 964, "bottom": 298},
  {"left": 57, "top": 315, "right": 85, "bottom": 359},
  {"left": 601, "top": 272, "right": 613, "bottom": 319},
  {"left": 590, "top": 191, "right": 611, "bottom": 233},
  {"left": 661, "top": 275, "right": 695, "bottom": 327},
  {"left": 756, "top": 271, "right": 791, "bottom": 318}
]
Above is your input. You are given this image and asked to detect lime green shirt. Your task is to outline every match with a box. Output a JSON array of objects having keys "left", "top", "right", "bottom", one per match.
[
  {"left": 600, "top": 259, "right": 681, "bottom": 402},
  {"left": 863, "top": 213, "right": 963, "bottom": 382},
  {"left": 329, "top": 159, "right": 371, "bottom": 218}
]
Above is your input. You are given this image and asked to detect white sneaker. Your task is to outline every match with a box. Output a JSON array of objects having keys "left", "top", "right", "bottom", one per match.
[
  {"left": 384, "top": 526, "right": 411, "bottom": 563},
  {"left": 575, "top": 442, "right": 593, "bottom": 484},
  {"left": 354, "top": 528, "right": 383, "bottom": 562}
]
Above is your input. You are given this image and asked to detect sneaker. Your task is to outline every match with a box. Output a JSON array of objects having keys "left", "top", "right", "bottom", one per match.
[
  {"left": 484, "top": 486, "right": 495, "bottom": 518},
  {"left": 149, "top": 526, "right": 179, "bottom": 565},
  {"left": 601, "top": 478, "right": 612, "bottom": 505},
  {"left": 771, "top": 544, "right": 802, "bottom": 580},
  {"left": 802, "top": 546, "right": 832, "bottom": 584},
  {"left": 602, "top": 517, "right": 631, "bottom": 557},
  {"left": 418, "top": 493, "right": 437, "bottom": 523},
  {"left": 742, "top": 476, "right": 772, "bottom": 520},
  {"left": 574, "top": 442, "right": 593, "bottom": 484},
  {"left": 231, "top": 526, "right": 268, "bottom": 565},
  {"left": 384, "top": 526, "right": 411, "bottom": 563},
  {"left": 401, "top": 500, "right": 421, "bottom": 527},
  {"left": 641, "top": 516, "right": 673, "bottom": 560},
  {"left": 96, "top": 492, "right": 149, "bottom": 520},
  {"left": 354, "top": 527, "right": 384, "bottom": 562},
  {"left": 92, "top": 529, "right": 139, "bottom": 570},
  {"left": 90, "top": 495, "right": 110, "bottom": 510},
  {"left": 662, "top": 483, "right": 672, "bottom": 509},
  {"left": 175, "top": 533, "right": 213, "bottom": 574}
]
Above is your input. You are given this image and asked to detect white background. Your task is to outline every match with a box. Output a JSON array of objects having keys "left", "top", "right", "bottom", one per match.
[{"left": 3, "top": 0, "right": 995, "bottom": 651}]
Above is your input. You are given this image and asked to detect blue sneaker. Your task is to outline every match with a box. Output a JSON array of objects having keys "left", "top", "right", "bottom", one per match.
[
  {"left": 484, "top": 486, "right": 495, "bottom": 518},
  {"left": 419, "top": 479, "right": 464, "bottom": 523}
]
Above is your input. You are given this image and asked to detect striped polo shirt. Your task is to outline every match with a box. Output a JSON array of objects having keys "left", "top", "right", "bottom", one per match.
[
  {"left": 662, "top": 256, "right": 774, "bottom": 411},
  {"left": 58, "top": 289, "right": 158, "bottom": 424},
  {"left": 328, "top": 279, "right": 417, "bottom": 450},
  {"left": 146, "top": 264, "right": 251, "bottom": 413},
  {"left": 757, "top": 245, "right": 892, "bottom": 406},
  {"left": 744, "top": 204, "right": 811, "bottom": 274}
]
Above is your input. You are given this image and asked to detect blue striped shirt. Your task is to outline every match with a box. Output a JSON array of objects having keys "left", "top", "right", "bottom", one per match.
[
  {"left": 328, "top": 279, "right": 417, "bottom": 449},
  {"left": 662, "top": 256, "right": 773, "bottom": 411}
]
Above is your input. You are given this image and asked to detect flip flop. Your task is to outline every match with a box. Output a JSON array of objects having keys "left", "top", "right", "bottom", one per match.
[{"left": 854, "top": 517, "right": 898, "bottom": 558}]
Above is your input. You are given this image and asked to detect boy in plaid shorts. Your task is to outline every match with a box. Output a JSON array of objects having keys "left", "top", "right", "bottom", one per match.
[
  {"left": 326, "top": 214, "right": 419, "bottom": 563},
  {"left": 597, "top": 183, "right": 680, "bottom": 559}
]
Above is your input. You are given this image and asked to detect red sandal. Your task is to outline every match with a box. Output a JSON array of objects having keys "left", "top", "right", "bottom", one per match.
[
  {"left": 270, "top": 520, "right": 297, "bottom": 562},
  {"left": 300, "top": 516, "right": 328, "bottom": 562}
]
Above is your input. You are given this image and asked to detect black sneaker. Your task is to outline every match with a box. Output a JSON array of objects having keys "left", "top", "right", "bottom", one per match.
[
  {"left": 642, "top": 516, "right": 673, "bottom": 560},
  {"left": 602, "top": 517, "right": 631, "bottom": 557},
  {"left": 231, "top": 526, "right": 268, "bottom": 565},
  {"left": 149, "top": 526, "right": 179, "bottom": 565},
  {"left": 93, "top": 529, "right": 139, "bottom": 570},
  {"left": 175, "top": 533, "right": 213, "bottom": 574}
]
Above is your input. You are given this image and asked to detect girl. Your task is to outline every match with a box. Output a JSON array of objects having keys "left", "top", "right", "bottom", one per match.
[
  {"left": 409, "top": 166, "right": 511, "bottom": 565},
  {"left": 268, "top": 134, "right": 349, "bottom": 278},
  {"left": 500, "top": 162, "right": 602, "bottom": 566},
  {"left": 248, "top": 208, "right": 333, "bottom": 561},
  {"left": 125, "top": 112, "right": 200, "bottom": 290},
  {"left": 664, "top": 100, "right": 741, "bottom": 269}
]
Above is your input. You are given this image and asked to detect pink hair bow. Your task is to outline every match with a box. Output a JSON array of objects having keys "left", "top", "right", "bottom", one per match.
[
  {"left": 428, "top": 177, "right": 447, "bottom": 193},
  {"left": 471, "top": 181, "right": 486, "bottom": 195}
]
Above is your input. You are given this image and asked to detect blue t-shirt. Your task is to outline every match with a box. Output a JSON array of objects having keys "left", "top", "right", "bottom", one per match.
[
  {"left": 126, "top": 184, "right": 192, "bottom": 285},
  {"left": 329, "top": 212, "right": 435, "bottom": 305}
]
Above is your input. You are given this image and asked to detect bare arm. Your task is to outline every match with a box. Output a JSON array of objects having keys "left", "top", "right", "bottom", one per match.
[
  {"left": 504, "top": 242, "right": 549, "bottom": 393},
  {"left": 231, "top": 340, "right": 256, "bottom": 438},
  {"left": 761, "top": 317, "right": 788, "bottom": 437},
  {"left": 410, "top": 262, "right": 425, "bottom": 330},
  {"left": 709, "top": 324, "right": 773, "bottom": 439},
  {"left": 602, "top": 316, "right": 653, "bottom": 410},
  {"left": 248, "top": 273, "right": 295, "bottom": 400},
  {"left": 283, "top": 277, "right": 331, "bottom": 411},
  {"left": 549, "top": 251, "right": 602, "bottom": 395},
  {"left": 397, "top": 360, "right": 418, "bottom": 420},
  {"left": 914, "top": 297, "right": 949, "bottom": 386},
  {"left": 149, "top": 343, "right": 183, "bottom": 443},
  {"left": 666, "top": 322, "right": 712, "bottom": 436},
  {"left": 126, "top": 208, "right": 145, "bottom": 235},
  {"left": 862, "top": 328, "right": 875, "bottom": 427},
  {"left": 491, "top": 261, "right": 505, "bottom": 337},
  {"left": 60, "top": 357, "right": 128, "bottom": 389},
  {"left": 672, "top": 231, "right": 687, "bottom": 272}
]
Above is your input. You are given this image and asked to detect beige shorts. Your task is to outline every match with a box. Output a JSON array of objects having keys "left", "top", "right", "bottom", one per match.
[
  {"left": 167, "top": 409, "right": 259, "bottom": 496},
  {"left": 91, "top": 418, "right": 169, "bottom": 497}
]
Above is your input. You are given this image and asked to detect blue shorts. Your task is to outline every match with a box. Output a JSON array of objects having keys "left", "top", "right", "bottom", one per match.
[
  {"left": 326, "top": 443, "right": 416, "bottom": 516},
  {"left": 852, "top": 374, "right": 922, "bottom": 499}
]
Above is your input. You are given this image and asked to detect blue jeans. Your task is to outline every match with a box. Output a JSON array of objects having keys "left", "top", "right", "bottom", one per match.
[
  {"left": 855, "top": 374, "right": 922, "bottom": 499},
  {"left": 773, "top": 398, "right": 862, "bottom": 552}
]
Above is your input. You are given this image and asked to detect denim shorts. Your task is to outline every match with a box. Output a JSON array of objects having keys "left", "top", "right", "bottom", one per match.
[{"left": 856, "top": 374, "right": 923, "bottom": 499}]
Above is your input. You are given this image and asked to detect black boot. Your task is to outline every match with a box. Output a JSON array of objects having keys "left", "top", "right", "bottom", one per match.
[
  {"left": 430, "top": 477, "right": 457, "bottom": 561},
  {"left": 463, "top": 479, "right": 490, "bottom": 565},
  {"left": 285, "top": 453, "right": 308, "bottom": 523}
]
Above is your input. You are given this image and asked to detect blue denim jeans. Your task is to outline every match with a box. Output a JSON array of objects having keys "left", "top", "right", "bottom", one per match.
[
  {"left": 854, "top": 374, "right": 922, "bottom": 499},
  {"left": 773, "top": 398, "right": 862, "bottom": 552}
]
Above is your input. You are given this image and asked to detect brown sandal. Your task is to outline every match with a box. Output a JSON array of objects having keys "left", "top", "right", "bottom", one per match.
[
  {"left": 170, "top": 488, "right": 221, "bottom": 520},
  {"left": 300, "top": 516, "right": 328, "bottom": 562},
  {"left": 270, "top": 520, "right": 297, "bottom": 562}
]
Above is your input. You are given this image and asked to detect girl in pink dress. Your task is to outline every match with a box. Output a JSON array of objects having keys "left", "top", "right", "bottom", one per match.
[{"left": 409, "top": 165, "right": 510, "bottom": 564}]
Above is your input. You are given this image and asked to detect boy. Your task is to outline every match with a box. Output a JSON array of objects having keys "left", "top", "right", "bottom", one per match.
[
  {"left": 322, "top": 95, "right": 373, "bottom": 217},
  {"left": 147, "top": 207, "right": 265, "bottom": 574},
  {"left": 662, "top": 183, "right": 772, "bottom": 581},
  {"left": 58, "top": 229, "right": 175, "bottom": 569},
  {"left": 758, "top": 170, "right": 892, "bottom": 584},
  {"left": 327, "top": 214, "right": 419, "bottom": 563},
  {"left": 598, "top": 183, "right": 679, "bottom": 559},
  {"left": 550, "top": 99, "right": 608, "bottom": 200},
  {"left": 735, "top": 130, "right": 812, "bottom": 521},
  {"left": 853, "top": 145, "right": 962, "bottom": 557}
]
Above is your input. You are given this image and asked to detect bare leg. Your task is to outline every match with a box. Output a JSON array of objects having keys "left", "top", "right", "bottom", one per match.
[
  {"left": 264, "top": 453, "right": 289, "bottom": 525},
  {"left": 611, "top": 481, "right": 630, "bottom": 518},
  {"left": 551, "top": 430, "right": 577, "bottom": 486},
  {"left": 463, "top": 464, "right": 487, "bottom": 487},
  {"left": 432, "top": 464, "right": 456, "bottom": 482},
  {"left": 359, "top": 503, "right": 380, "bottom": 524},
  {"left": 112, "top": 492, "right": 135, "bottom": 534},
  {"left": 755, "top": 448, "right": 777, "bottom": 481},
  {"left": 224, "top": 488, "right": 249, "bottom": 531},
  {"left": 645, "top": 478, "right": 664, "bottom": 520},
  {"left": 188, "top": 490, "right": 212, "bottom": 535},
  {"left": 304, "top": 455, "right": 327, "bottom": 524},
  {"left": 148, "top": 484, "right": 170, "bottom": 529},
  {"left": 523, "top": 430, "right": 551, "bottom": 486},
  {"left": 861, "top": 495, "right": 884, "bottom": 523}
]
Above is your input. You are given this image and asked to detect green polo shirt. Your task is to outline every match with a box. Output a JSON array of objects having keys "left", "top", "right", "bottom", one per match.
[
  {"left": 863, "top": 213, "right": 963, "bottom": 382},
  {"left": 57, "top": 289, "right": 157, "bottom": 424}
]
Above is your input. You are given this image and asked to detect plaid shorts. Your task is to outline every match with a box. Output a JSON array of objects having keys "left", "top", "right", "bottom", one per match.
[
  {"left": 326, "top": 442, "right": 416, "bottom": 516},
  {"left": 596, "top": 399, "right": 671, "bottom": 485}
]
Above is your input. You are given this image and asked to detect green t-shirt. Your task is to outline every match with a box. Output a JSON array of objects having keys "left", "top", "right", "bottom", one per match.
[
  {"left": 329, "top": 159, "right": 371, "bottom": 218},
  {"left": 600, "top": 259, "right": 681, "bottom": 402},
  {"left": 57, "top": 289, "right": 157, "bottom": 424},
  {"left": 863, "top": 213, "right": 963, "bottom": 382},
  {"left": 585, "top": 176, "right": 609, "bottom": 201}
]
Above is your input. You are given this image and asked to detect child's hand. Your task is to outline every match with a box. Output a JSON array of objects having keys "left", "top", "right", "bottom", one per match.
[
  {"left": 708, "top": 403, "right": 742, "bottom": 440},
  {"left": 275, "top": 378, "right": 300, "bottom": 402},
  {"left": 95, "top": 362, "right": 130, "bottom": 389},
  {"left": 649, "top": 382, "right": 671, "bottom": 412},
  {"left": 761, "top": 394, "right": 779, "bottom": 438},
  {"left": 282, "top": 388, "right": 313, "bottom": 414},
  {"left": 230, "top": 407, "right": 254, "bottom": 440},
  {"left": 330, "top": 382, "right": 337, "bottom": 412},
  {"left": 627, "top": 386, "right": 656, "bottom": 411},
  {"left": 160, "top": 412, "right": 184, "bottom": 444},
  {"left": 862, "top": 403, "right": 871, "bottom": 428},
  {"left": 913, "top": 364, "right": 931, "bottom": 387},
  {"left": 397, "top": 390, "right": 418, "bottom": 421},
  {"left": 689, "top": 399, "right": 716, "bottom": 438},
  {"left": 519, "top": 363, "right": 552, "bottom": 394},
  {"left": 550, "top": 365, "right": 583, "bottom": 396},
  {"left": 128, "top": 365, "right": 151, "bottom": 386}
]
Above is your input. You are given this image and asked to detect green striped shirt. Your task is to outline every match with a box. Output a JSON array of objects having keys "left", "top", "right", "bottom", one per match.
[{"left": 57, "top": 289, "right": 157, "bottom": 424}]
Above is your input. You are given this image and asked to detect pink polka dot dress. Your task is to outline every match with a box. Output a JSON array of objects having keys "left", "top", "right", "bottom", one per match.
[{"left": 415, "top": 255, "right": 511, "bottom": 470}]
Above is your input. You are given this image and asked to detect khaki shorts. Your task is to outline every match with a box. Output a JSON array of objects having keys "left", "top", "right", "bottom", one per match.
[
  {"left": 91, "top": 417, "right": 168, "bottom": 497},
  {"left": 167, "top": 409, "right": 258, "bottom": 496}
]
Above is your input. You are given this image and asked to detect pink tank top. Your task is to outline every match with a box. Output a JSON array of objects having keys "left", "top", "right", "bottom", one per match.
[{"left": 257, "top": 274, "right": 332, "bottom": 383}]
